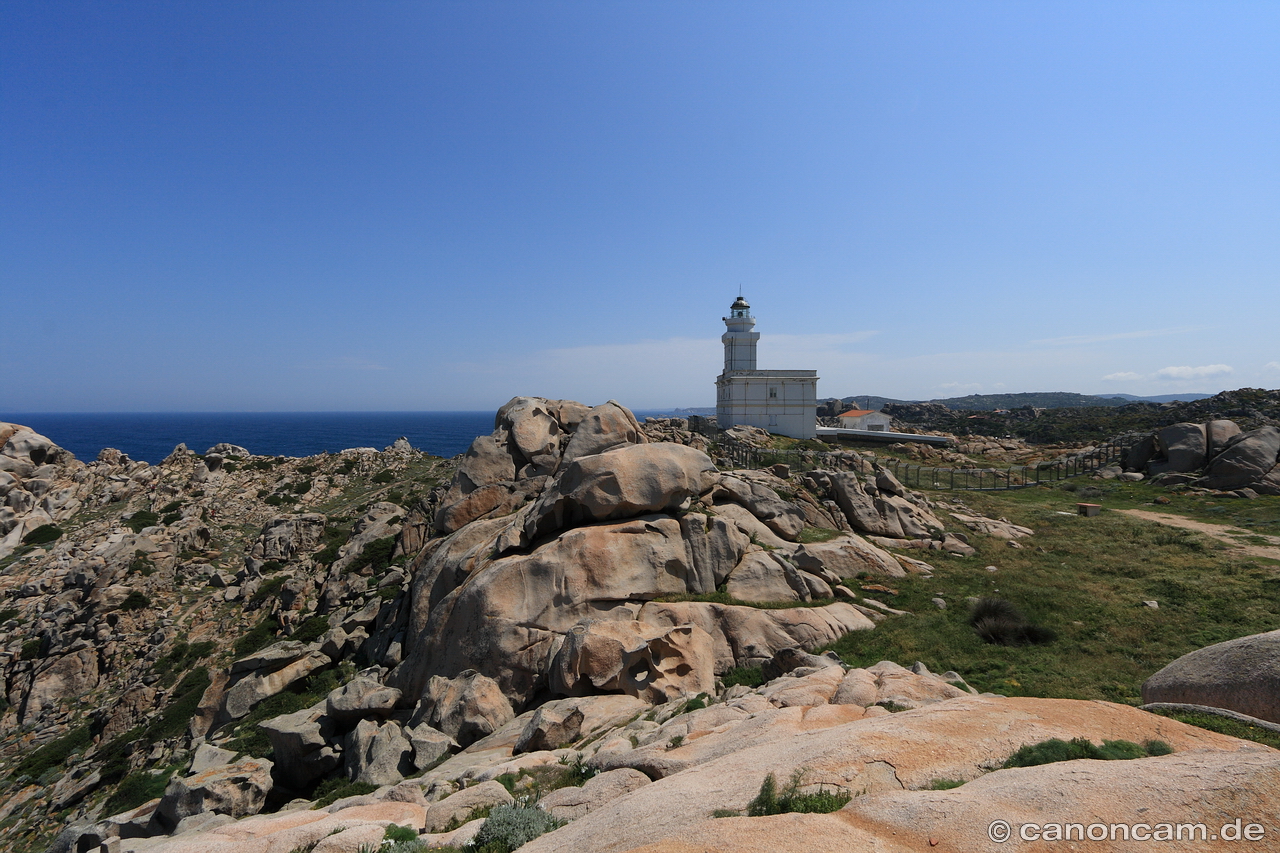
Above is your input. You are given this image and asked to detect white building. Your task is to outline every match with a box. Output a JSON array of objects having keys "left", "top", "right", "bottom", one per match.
[
  {"left": 837, "top": 409, "right": 893, "bottom": 431},
  {"left": 715, "top": 296, "right": 818, "bottom": 439}
]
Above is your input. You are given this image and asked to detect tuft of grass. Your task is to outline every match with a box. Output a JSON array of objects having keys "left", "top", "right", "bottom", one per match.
[
  {"left": 969, "top": 597, "right": 1057, "bottom": 646},
  {"left": 927, "top": 778, "right": 966, "bottom": 790}
]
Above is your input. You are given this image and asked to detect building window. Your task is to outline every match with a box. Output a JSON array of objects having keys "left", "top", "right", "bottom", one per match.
[{"left": 769, "top": 386, "right": 777, "bottom": 399}]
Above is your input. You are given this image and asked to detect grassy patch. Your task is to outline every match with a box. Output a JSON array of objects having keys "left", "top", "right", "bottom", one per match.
[
  {"left": 819, "top": 486, "right": 1280, "bottom": 704},
  {"left": 746, "top": 771, "right": 852, "bottom": 816},
  {"left": 1147, "top": 708, "right": 1280, "bottom": 750},
  {"left": 311, "top": 778, "right": 378, "bottom": 809},
  {"left": 796, "top": 526, "right": 843, "bottom": 544},
  {"left": 1002, "top": 737, "right": 1171, "bottom": 767},
  {"left": 102, "top": 769, "right": 171, "bottom": 815}
]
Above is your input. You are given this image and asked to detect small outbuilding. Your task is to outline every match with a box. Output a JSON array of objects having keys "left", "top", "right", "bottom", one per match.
[{"left": 837, "top": 409, "right": 893, "bottom": 431}]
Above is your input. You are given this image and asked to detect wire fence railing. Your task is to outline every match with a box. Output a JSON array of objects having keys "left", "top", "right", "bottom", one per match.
[{"left": 696, "top": 424, "right": 1143, "bottom": 491}]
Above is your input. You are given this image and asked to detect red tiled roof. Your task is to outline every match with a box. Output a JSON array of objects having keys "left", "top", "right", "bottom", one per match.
[{"left": 838, "top": 409, "right": 878, "bottom": 417}]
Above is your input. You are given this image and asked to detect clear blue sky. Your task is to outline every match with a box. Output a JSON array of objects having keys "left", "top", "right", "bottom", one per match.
[{"left": 4, "top": 1, "right": 1278, "bottom": 411}]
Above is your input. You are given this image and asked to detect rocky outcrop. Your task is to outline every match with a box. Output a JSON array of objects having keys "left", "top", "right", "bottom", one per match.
[
  {"left": 549, "top": 620, "right": 715, "bottom": 704},
  {"left": 1142, "top": 628, "right": 1280, "bottom": 724},
  {"left": 1124, "top": 419, "right": 1280, "bottom": 494},
  {"left": 155, "top": 758, "right": 274, "bottom": 831}
]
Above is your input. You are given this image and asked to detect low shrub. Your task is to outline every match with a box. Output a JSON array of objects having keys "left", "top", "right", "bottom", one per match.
[
  {"left": 127, "top": 511, "right": 159, "bottom": 533},
  {"left": 311, "top": 778, "right": 378, "bottom": 809},
  {"left": 103, "top": 769, "right": 170, "bottom": 815},
  {"left": 719, "top": 666, "right": 765, "bottom": 689},
  {"left": 968, "top": 597, "right": 1056, "bottom": 646},
  {"left": 235, "top": 618, "right": 280, "bottom": 657},
  {"left": 119, "top": 591, "right": 151, "bottom": 611},
  {"left": 371, "top": 470, "right": 395, "bottom": 484},
  {"left": 291, "top": 615, "right": 331, "bottom": 644},
  {"left": 1002, "top": 737, "right": 1171, "bottom": 768},
  {"left": 250, "top": 576, "right": 288, "bottom": 604},
  {"left": 21, "top": 638, "right": 43, "bottom": 659},
  {"left": 470, "top": 803, "right": 564, "bottom": 853},
  {"left": 14, "top": 724, "right": 92, "bottom": 779},
  {"left": 746, "top": 770, "right": 852, "bottom": 816},
  {"left": 22, "top": 524, "right": 63, "bottom": 545},
  {"left": 348, "top": 536, "right": 396, "bottom": 574}
]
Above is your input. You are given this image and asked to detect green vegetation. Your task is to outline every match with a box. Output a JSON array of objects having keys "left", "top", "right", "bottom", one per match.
[
  {"left": 821, "top": 484, "right": 1280, "bottom": 705},
  {"left": 152, "top": 639, "right": 217, "bottom": 684},
  {"left": 927, "top": 778, "right": 967, "bottom": 790},
  {"left": 745, "top": 771, "right": 852, "bottom": 817},
  {"left": 13, "top": 725, "right": 91, "bottom": 780},
  {"left": 102, "top": 769, "right": 171, "bottom": 815},
  {"left": 720, "top": 666, "right": 765, "bottom": 689},
  {"left": 126, "top": 511, "right": 159, "bottom": 533},
  {"left": 796, "top": 526, "right": 843, "bottom": 544},
  {"left": 20, "top": 638, "right": 42, "bottom": 660},
  {"left": 146, "top": 668, "right": 212, "bottom": 740},
  {"left": 494, "top": 756, "right": 597, "bottom": 799},
  {"left": 371, "top": 470, "right": 396, "bottom": 484},
  {"left": 311, "top": 778, "right": 378, "bottom": 809},
  {"left": 968, "top": 597, "right": 1057, "bottom": 646},
  {"left": 250, "top": 575, "right": 288, "bottom": 604},
  {"left": 1148, "top": 708, "right": 1280, "bottom": 751},
  {"left": 1002, "top": 737, "right": 1171, "bottom": 768},
  {"left": 470, "top": 803, "right": 565, "bottom": 853},
  {"left": 347, "top": 536, "right": 397, "bottom": 574},
  {"left": 291, "top": 615, "right": 331, "bottom": 644},
  {"left": 0, "top": 608, "right": 19, "bottom": 622},
  {"left": 234, "top": 617, "right": 280, "bottom": 657},
  {"left": 314, "top": 524, "right": 350, "bottom": 565},
  {"left": 118, "top": 591, "right": 151, "bottom": 611},
  {"left": 21, "top": 524, "right": 63, "bottom": 545}
]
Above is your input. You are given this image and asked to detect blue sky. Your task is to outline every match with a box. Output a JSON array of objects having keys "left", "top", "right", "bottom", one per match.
[{"left": 3, "top": 2, "right": 1278, "bottom": 411}]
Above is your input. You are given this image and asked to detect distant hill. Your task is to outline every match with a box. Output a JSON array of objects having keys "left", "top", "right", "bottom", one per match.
[{"left": 822, "top": 391, "right": 1218, "bottom": 411}]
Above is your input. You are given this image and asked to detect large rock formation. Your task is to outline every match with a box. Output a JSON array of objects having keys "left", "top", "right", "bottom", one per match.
[
  {"left": 1124, "top": 418, "right": 1280, "bottom": 493},
  {"left": 1142, "top": 628, "right": 1280, "bottom": 724}
]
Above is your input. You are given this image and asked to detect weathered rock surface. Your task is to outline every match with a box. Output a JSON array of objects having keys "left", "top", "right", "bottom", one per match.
[
  {"left": 1200, "top": 426, "right": 1280, "bottom": 491},
  {"left": 1142, "top": 628, "right": 1280, "bottom": 724},
  {"left": 549, "top": 620, "right": 715, "bottom": 704},
  {"left": 155, "top": 759, "right": 274, "bottom": 831},
  {"left": 526, "top": 696, "right": 1264, "bottom": 853}
]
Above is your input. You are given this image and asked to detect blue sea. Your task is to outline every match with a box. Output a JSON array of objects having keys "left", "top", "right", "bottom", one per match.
[{"left": 0, "top": 410, "right": 684, "bottom": 464}]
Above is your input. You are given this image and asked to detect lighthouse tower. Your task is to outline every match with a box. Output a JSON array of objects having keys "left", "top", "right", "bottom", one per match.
[{"left": 714, "top": 296, "right": 818, "bottom": 439}]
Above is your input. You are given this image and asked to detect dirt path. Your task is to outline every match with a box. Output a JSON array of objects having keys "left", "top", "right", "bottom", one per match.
[{"left": 1116, "top": 509, "right": 1280, "bottom": 561}]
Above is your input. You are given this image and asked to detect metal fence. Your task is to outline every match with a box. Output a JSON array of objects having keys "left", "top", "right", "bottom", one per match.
[{"left": 698, "top": 426, "right": 1144, "bottom": 492}]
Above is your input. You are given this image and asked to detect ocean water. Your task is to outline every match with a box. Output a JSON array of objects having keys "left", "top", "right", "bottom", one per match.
[{"left": 0, "top": 409, "right": 684, "bottom": 465}]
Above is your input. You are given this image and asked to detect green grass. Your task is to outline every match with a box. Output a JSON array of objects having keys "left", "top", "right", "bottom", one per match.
[
  {"left": 311, "top": 778, "right": 378, "bottom": 809},
  {"left": 796, "top": 526, "right": 843, "bottom": 544},
  {"left": 1002, "top": 737, "right": 1171, "bottom": 767},
  {"left": 1147, "top": 708, "right": 1280, "bottom": 750},
  {"left": 746, "top": 771, "right": 852, "bottom": 816},
  {"left": 819, "top": 485, "right": 1280, "bottom": 704}
]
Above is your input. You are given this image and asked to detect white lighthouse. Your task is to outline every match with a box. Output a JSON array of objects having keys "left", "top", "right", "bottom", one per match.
[{"left": 714, "top": 296, "right": 818, "bottom": 439}]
